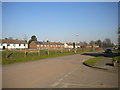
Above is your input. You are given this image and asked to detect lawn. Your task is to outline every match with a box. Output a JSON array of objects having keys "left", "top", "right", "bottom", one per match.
[
  {"left": 1, "top": 49, "right": 91, "bottom": 64},
  {"left": 112, "top": 56, "right": 120, "bottom": 67},
  {"left": 113, "top": 56, "right": 120, "bottom": 61},
  {"left": 83, "top": 56, "right": 104, "bottom": 66}
]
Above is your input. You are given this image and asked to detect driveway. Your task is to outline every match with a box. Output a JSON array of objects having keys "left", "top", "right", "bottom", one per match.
[{"left": 2, "top": 52, "right": 118, "bottom": 88}]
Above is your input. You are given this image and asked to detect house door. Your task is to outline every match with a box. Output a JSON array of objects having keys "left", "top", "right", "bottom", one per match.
[{"left": 3, "top": 46, "right": 5, "bottom": 49}]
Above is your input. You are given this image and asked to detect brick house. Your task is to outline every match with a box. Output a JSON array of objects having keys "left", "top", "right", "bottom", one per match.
[
  {"left": 30, "top": 41, "right": 87, "bottom": 49},
  {"left": 29, "top": 41, "right": 64, "bottom": 49}
]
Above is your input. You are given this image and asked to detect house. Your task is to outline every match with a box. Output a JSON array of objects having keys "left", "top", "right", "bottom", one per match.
[
  {"left": 86, "top": 45, "right": 99, "bottom": 48},
  {"left": 29, "top": 41, "right": 64, "bottom": 49},
  {"left": 64, "top": 43, "right": 86, "bottom": 48},
  {"left": 30, "top": 41, "right": 88, "bottom": 49},
  {"left": 64, "top": 43, "right": 74, "bottom": 48},
  {"left": 0, "top": 38, "right": 28, "bottom": 49}
]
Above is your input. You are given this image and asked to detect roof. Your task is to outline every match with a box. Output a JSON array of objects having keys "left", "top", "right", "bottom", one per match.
[
  {"left": 66, "top": 43, "right": 73, "bottom": 45},
  {"left": 33, "top": 41, "right": 64, "bottom": 45},
  {"left": 34, "top": 41, "right": 43, "bottom": 44},
  {"left": 66, "top": 43, "right": 86, "bottom": 46},
  {"left": 1, "top": 39, "right": 27, "bottom": 44}
]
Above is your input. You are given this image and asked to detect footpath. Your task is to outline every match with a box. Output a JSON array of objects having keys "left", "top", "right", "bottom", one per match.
[{"left": 94, "top": 57, "right": 118, "bottom": 73}]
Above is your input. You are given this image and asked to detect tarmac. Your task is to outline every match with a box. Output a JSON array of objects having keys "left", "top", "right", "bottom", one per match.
[{"left": 2, "top": 52, "right": 118, "bottom": 88}]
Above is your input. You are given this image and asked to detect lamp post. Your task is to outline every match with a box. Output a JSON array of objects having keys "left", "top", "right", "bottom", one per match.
[
  {"left": 24, "top": 40, "right": 27, "bottom": 57},
  {"left": 72, "top": 34, "right": 79, "bottom": 53}
]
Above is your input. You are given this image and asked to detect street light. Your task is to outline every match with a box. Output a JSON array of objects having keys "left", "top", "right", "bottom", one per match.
[
  {"left": 75, "top": 34, "right": 79, "bottom": 53},
  {"left": 75, "top": 34, "right": 79, "bottom": 48}
]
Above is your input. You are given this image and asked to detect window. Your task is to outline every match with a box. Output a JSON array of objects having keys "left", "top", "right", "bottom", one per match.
[
  {"left": 37, "top": 45, "right": 40, "bottom": 47},
  {"left": 7, "top": 44, "right": 10, "bottom": 46},
  {"left": 19, "top": 44, "right": 21, "bottom": 46},
  {"left": 13, "top": 44, "right": 16, "bottom": 47}
]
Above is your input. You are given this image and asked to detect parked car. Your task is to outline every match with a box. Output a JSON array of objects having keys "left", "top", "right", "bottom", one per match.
[{"left": 104, "top": 49, "right": 112, "bottom": 53}]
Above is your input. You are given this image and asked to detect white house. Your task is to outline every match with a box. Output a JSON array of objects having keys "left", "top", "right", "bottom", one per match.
[
  {"left": 66, "top": 43, "right": 74, "bottom": 48},
  {"left": 0, "top": 38, "right": 28, "bottom": 49},
  {"left": 64, "top": 43, "right": 81, "bottom": 48},
  {"left": 64, "top": 43, "right": 87, "bottom": 49}
]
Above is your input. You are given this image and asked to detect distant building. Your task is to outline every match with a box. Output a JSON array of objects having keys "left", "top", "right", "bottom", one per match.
[
  {"left": 29, "top": 41, "right": 64, "bottom": 49},
  {"left": 0, "top": 38, "right": 28, "bottom": 49},
  {"left": 64, "top": 43, "right": 73, "bottom": 48},
  {"left": 30, "top": 41, "right": 86, "bottom": 49},
  {"left": 86, "top": 45, "right": 99, "bottom": 48},
  {"left": 64, "top": 43, "right": 86, "bottom": 48}
]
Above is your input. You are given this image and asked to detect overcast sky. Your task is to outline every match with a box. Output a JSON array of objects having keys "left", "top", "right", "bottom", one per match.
[{"left": 2, "top": 2, "right": 118, "bottom": 44}]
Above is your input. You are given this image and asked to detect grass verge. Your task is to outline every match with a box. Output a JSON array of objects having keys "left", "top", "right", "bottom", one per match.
[
  {"left": 113, "top": 56, "right": 120, "bottom": 61},
  {"left": 112, "top": 56, "right": 120, "bottom": 67},
  {"left": 2, "top": 50, "right": 90, "bottom": 65},
  {"left": 83, "top": 56, "right": 104, "bottom": 66}
]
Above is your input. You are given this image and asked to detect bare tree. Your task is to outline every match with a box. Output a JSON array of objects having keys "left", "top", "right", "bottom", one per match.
[
  {"left": 24, "top": 34, "right": 28, "bottom": 42},
  {"left": 102, "top": 38, "right": 113, "bottom": 48},
  {"left": 96, "top": 40, "right": 102, "bottom": 47},
  {"left": 118, "top": 27, "right": 120, "bottom": 49},
  {"left": 8, "top": 37, "right": 13, "bottom": 40},
  {"left": 23, "top": 34, "right": 28, "bottom": 57}
]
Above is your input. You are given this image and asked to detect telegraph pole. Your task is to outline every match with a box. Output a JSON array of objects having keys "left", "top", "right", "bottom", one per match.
[
  {"left": 24, "top": 41, "right": 26, "bottom": 57},
  {"left": 6, "top": 41, "right": 8, "bottom": 59},
  {"left": 24, "top": 34, "right": 28, "bottom": 57}
]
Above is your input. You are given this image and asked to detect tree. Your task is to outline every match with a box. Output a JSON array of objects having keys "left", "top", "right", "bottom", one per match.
[
  {"left": 102, "top": 38, "right": 113, "bottom": 48},
  {"left": 23, "top": 34, "right": 28, "bottom": 42},
  {"left": 46, "top": 40, "right": 50, "bottom": 42},
  {"left": 28, "top": 35, "right": 37, "bottom": 47},
  {"left": 118, "top": 27, "right": 120, "bottom": 33},
  {"left": 31, "top": 35, "right": 37, "bottom": 41},
  {"left": 96, "top": 40, "right": 102, "bottom": 47},
  {"left": 73, "top": 42, "right": 75, "bottom": 48},
  {"left": 83, "top": 41, "right": 88, "bottom": 45},
  {"left": 118, "top": 27, "right": 120, "bottom": 49},
  {"left": 8, "top": 37, "right": 13, "bottom": 40},
  {"left": 23, "top": 34, "right": 29, "bottom": 56},
  {"left": 89, "top": 41, "right": 95, "bottom": 46}
]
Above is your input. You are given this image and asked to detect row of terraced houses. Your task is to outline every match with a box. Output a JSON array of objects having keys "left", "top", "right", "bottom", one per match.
[{"left": 0, "top": 38, "right": 99, "bottom": 49}]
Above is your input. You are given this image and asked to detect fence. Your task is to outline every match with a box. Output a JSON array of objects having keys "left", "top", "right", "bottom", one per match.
[{"left": 2, "top": 47, "right": 102, "bottom": 62}]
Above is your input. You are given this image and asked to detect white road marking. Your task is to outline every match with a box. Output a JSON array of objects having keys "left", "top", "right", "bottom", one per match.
[
  {"left": 51, "top": 82, "right": 60, "bottom": 87},
  {"left": 51, "top": 65, "right": 80, "bottom": 87},
  {"left": 59, "top": 82, "right": 118, "bottom": 88}
]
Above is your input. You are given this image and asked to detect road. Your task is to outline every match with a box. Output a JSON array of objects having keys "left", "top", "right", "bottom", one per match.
[{"left": 2, "top": 52, "right": 118, "bottom": 88}]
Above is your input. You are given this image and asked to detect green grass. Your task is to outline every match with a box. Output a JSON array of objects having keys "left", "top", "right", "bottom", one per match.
[
  {"left": 1, "top": 49, "right": 92, "bottom": 65},
  {"left": 112, "top": 56, "right": 120, "bottom": 67},
  {"left": 83, "top": 56, "right": 104, "bottom": 66},
  {"left": 113, "top": 56, "right": 120, "bottom": 61}
]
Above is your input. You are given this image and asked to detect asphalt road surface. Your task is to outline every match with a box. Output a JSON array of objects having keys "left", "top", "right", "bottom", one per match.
[{"left": 2, "top": 52, "right": 118, "bottom": 88}]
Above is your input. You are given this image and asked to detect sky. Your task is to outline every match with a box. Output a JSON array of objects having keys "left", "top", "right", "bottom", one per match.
[
  {"left": 0, "top": 2, "right": 1, "bottom": 39},
  {"left": 2, "top": 2, "right": 118, "bottom": 44}
]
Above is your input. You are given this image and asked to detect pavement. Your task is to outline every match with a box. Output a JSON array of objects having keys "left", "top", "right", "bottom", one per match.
[
  {"left": 94, "top": 57, "right": 118, "bottom": 72},
  {"left": 2, "top": 52, "right": 118, "bottom": 88}
]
